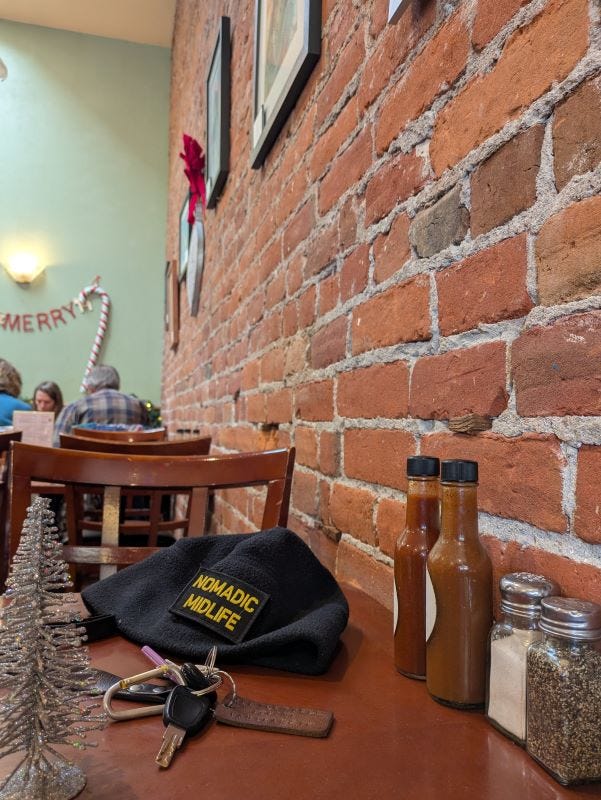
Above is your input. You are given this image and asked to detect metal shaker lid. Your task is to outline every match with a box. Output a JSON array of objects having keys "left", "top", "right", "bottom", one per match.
[
  {"left": 499, "top": 572, "right": 560, "bottom": 619},
  {"left": 538, "top": 596, "right": 601, "bottom": 640}
]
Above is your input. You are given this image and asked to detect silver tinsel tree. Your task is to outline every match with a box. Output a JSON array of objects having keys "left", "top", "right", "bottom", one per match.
[{"left": 0, "top": 497, "right": 105, "bottom": 800}]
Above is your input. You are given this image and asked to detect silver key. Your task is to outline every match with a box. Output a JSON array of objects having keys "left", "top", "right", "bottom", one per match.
[{"left": 155, "top": 685, "right": 213, "bottom": 768}]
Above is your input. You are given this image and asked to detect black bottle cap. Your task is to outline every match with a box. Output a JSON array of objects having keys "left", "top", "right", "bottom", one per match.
[
  {"left": 406, "top": 456, "right": 440, "bottom": 477},
  {"left": 441, "top": 459, "right": 478, "bottom": 483}
]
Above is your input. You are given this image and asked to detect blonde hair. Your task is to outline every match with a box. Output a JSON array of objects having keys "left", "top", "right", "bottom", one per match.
[{"left": 0, "top": 358, "right": 22, "bottom": 398}]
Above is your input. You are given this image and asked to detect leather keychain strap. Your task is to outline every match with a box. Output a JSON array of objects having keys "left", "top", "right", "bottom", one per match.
[
  {"left": 91, "top": 668, "right": 173, "bottom": 704},
  {"left": 214, "top": 693, "right": 333, "bottom": 738}
]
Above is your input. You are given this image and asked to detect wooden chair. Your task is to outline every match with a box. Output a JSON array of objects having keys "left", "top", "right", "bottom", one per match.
[
  {"left": 0, "top": 430, "right": 22, "bottom": 585},
  {"left": 59, "top": 434, "right": 213, "bottom": 547},
  {"left": 71, "top": 426, "right": 167, "bottom": 442},
  {"left": 7, "top": 442, "right": 295, "bottom": 580}
]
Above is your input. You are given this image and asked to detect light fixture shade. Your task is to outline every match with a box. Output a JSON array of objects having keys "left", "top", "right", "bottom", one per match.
[
  {"left": 0, "top": 58, "right": 7, "bottom": 81},
  {"left": 4, "top": 253, "right": 45, "bottom": 284}
]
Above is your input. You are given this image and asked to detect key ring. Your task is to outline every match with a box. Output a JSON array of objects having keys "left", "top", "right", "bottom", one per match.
[
  {"left": 103, "top": 665, "right": 173, "bottom": 720},
  {"left": 192, "top": 667, "right": 237, "bottom": 707}
]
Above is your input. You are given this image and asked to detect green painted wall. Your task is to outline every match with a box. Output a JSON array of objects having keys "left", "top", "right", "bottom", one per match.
[{"left": 0, "top": 21, "right": 170, "bottom": 406}]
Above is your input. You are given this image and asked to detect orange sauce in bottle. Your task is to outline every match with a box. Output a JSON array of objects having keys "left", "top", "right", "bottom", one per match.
[
  {"left": 426, "top": 460, "right": 492, "bottom": 708},
  {"left": 394, "top": 456, "right": 440, "bottom": 679}
]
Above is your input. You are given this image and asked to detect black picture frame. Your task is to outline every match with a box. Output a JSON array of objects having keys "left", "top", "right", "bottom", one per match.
[
  {"left": 388, "top": 0, "right": 411, "bottom": 23},
  {"left": 178, "top": 194, "right": 191, "bottom": 281},
  {"left": 206, "top": 16, "right": 231, "bottom": 209},
  {"left": 251, "top": 0, "right": 321, "bottom": 169}
]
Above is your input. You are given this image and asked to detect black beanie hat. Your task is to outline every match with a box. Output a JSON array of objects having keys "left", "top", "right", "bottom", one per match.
[{"left": 82, "top": 527, "right": 349, "bottom": 675}]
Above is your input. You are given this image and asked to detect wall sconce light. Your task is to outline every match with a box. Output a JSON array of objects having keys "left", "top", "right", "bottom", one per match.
[{"left": 3, "top": 253, "right": 46, "bottom": 285}]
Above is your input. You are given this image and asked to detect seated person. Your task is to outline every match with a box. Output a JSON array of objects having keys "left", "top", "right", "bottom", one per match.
[
  {"left": 0, "top": 358, "right": 31, "bottom": 426},
  {"left": 33, "top": 380, "right": 64, "bottom": 416},
  {"left": 54, "top": 364, "right": 149, "bottom": 445}
]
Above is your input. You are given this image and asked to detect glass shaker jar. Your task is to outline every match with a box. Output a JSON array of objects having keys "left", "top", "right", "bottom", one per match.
[
  {"left": 526, "top": 597, "right": 601, "bottom": 785},
  {"left": 486, "top": 572, "right": 559, "bottom": 744}
]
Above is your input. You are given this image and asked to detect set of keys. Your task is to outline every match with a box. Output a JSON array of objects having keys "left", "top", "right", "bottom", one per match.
[{"left": 101, "top": 645, "right": 334, "bottom": 769}]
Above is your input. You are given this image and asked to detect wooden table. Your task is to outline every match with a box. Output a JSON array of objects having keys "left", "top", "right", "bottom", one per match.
[{"left": 2, "top": 586, "right": 601, "bottom": 799}]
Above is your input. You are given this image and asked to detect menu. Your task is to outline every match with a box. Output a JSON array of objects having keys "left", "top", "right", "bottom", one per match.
[{"left": 12, "top": 411, "right": 55, "bottom": 447}]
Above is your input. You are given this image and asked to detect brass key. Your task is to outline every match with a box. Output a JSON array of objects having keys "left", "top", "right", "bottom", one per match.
[{"left": 155, "top": 685, "right": 213, "bottom": 768}]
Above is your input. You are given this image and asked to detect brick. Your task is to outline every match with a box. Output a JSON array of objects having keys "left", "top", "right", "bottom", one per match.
[
  {"left": 283, "top": 301, "right": 298, "bottom": 337},
  {"left": 338, "top": 197, "right": 358, "bottom": 251},
  {"left": 310, "top": 316, "right": 347, "bottom": 368},
  {"left": 275, "top": 168, "right": 307, "bottom": 229},
  {"left": 471, "top": 126, "right": 544, "bottom": 236},
  {"left": 319, "top": 479, "right": 331, "bottom": 528},
  {"left": 436, "top": 234, "right": 532, "bottom": 335},
  {"left": 310, "top": 97, "right": 359, "bottom": 181},
  {"left": 295, "top": 379, "right": 334, "bottom": 421},
  {"left": 283, "top": 201, "right": 315, "bottom": 257},
  {"left": 410, "top": 185, "right": 469, "bottom": 257},
  {"left": 553, "top": 78, "right": 601, "bottom": 190},
  {"left": 295, "top": 426, "right": 318, "bottom": 469},
  {"left": 344, "top": 428, "right": 416, "bottom": 490},
  {"left": 285, "top": 335, "right": 307, "bottom": 376},
  {"left": 298, "top": 285, "right": 316, "bottom": 329},
  {"left": 241, "top": 358, "right": 260, "bottom": 391},
  {"left": 424, "top": 432, "right": 566, "bottom": 531},
  {"left": 574, "top": 446, "right": 601, "bottom": 544},
  {"left": 373, "top": 213, "right": 411, "bottom": 284},
  {"left": 305, "top": 222, "right": 338, "bottom": 278},
  {"left": 361, "top": 0, "right": 437, "bottom": 111},
  {"left": 336, "top": 538, "right": 393, "bottom": 610},
  {"left": 319, "top": 125, "right": 372, "bottom": 214},
  {"left": 431, "top": 0, "right": 589, "bottom": 174},
  {"left": 482, "top": 536, "right": 601, "bottom": 606},
  {"left": 330, "top": 482, "right": 376, "bottom": 545},
  {"left": 320, "top": 430, "right": 340, "bottom": 476},
  {"left": 512, "top": 311, "right": 601, "bottom": 416},
  {"left": 376, "top": 497, "right": 407, "bottom": 559},
  {"left": 340, "top": 244, "right": 369, "bottom": 302},
  {"left": 351, "top": 275, "right": 431, "bottom": 354},
  {"left": 376, "top": 11, "right": 469, "bottom": 154},
  {"left": 265, "top": 388, "right": 292, "bottom": 423},
  {"left": 365, "top": 151, "right": 426, "bottom": 227},
  {"left": 410, "top": 341, "right": 508, "bottom": 418},
  {"left": 536, "top": 195, "right": 601, "bottom": 305},
  {"left": 316, "top": 24, "right": 365, "bottom": 128},
  {"left": 287, "top": 253, "right": 304, "bottom": 296},
  {"left": 473, "top": 0, "right": 528, "bottom": 49},
  {"left": 261, "top": 348, "right": 285, "bottom": 383},
  {"left": 246, "top": 392, "right": 266, "bottom": 423},
  {"left": 318, "top": 272, "right": 339, "bottom": 316},
  {"left": 337, "top": 362, "right": 409, "bottom": 418},
  {"left": 292, "top": 470, "right": 319, "bottom": 516}
]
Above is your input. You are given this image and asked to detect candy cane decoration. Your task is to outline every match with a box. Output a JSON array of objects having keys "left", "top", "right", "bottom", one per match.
[{"left": 76, "top": 277, "right": 111, "bottom": 392}]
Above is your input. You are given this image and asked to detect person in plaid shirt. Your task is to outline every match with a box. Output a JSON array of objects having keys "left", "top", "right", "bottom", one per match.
[{"left": 54, "top": 365, "right": 149, "bottom": 445}]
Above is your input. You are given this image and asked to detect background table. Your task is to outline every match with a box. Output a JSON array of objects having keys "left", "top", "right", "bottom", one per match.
[{"left": 2, "top": 586, "right": 601, "bottom": 799}]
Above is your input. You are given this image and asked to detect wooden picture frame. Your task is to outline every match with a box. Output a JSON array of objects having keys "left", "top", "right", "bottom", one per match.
[
  {"left": 165, "top": 259, "right": 179, "bottom": 350},
  {"left": 388, "top": 0, "right": 411, "bottom": 23},
  {"left": 178, "top": 195, "right": 191, "bottom": 280},
  {"left": 206, "top": 16, "right": 231, "bottom": 209},
  {"left": 251, "top": 0, "right": 320, "bottom": 169}
]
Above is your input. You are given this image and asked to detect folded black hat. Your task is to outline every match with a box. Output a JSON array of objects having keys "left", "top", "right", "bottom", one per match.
[{"left": 82, "top": 527, "right": 349, "bottom": 675}]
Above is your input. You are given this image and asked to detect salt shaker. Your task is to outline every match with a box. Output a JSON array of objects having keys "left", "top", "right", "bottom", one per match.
[
  {"left": 526, "top": 597, "right": 601, "bottom": 785},
  {"left": 486, "top": 572, "right": 558, "bottom": 744}
]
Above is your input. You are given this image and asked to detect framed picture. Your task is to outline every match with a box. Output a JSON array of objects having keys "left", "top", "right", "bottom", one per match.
[
  {"left": 178, "top": 195, "right": 191, "bottom": 280},
  {"left": 165, "top": 259, "right": 179, "bottom": 350},
  {"left": 186, "top": 218, "right": 205, "bottom": 317},
  {"left": 388, "top": 0, "right": 411, "bottom": 23},
  {"left": 251, "top": 0, "right": 320, "bottom": 169},
  {"left": 206, "top": 17, "right": 231, "bottom": 209}
]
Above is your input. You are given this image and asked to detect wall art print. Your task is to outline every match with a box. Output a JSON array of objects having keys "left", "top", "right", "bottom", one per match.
[
  {"left": 251, "top": 0, "right": 320, "bottom": 169},
  {"left": 206, "top": 16, "right": 231, "bottom": 209}
]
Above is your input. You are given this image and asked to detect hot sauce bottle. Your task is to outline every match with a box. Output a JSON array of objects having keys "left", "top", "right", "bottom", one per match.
[
  {"left": 394, "top": 456, "right": 440, "bottom": 679},
  {"left": 425, "top": 459, "right": 492, "bottom": 708}
]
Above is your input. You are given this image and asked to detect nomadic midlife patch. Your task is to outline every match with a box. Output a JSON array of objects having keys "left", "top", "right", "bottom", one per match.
[{"left": 169, "top": 568, "right": 270, "bottom": 643}]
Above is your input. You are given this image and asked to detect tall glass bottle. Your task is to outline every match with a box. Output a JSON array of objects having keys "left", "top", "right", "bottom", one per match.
[
  {"left": 393, "top": 456, "right": 440, "bottom": 679},
  {"left": 425, "top": 459, "right": 492, "bottom": 708}
]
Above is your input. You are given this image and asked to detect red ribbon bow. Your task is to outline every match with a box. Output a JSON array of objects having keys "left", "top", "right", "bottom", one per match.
[{"left": 179, "top": 133, "right": 206, "bottom": 223}]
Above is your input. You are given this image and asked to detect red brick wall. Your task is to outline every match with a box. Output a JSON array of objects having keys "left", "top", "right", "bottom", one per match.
[{"left": 164, "top": 0, "right": 601, "bottom": 608}]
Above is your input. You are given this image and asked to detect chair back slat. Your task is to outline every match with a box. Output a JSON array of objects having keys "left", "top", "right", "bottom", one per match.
[
  {"left": 71, "top": 426, "right": 166, "bottom": 442},
  {"left": 60, "top": 433, "right": 211, "bottom": 456}
]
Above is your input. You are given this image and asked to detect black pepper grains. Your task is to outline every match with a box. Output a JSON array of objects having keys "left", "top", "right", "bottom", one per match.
[{"left": 526, "top": 597, "right": 601, "bottom": 786}]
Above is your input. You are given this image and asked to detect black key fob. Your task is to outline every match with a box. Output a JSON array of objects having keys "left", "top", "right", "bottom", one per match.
[{"left": 180, "top": 663, "right": 218, "bottom": 704}]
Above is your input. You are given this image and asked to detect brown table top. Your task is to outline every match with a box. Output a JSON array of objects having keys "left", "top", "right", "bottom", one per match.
[{"left": 2, "top": 586, "right": 600, "bottom": 800}]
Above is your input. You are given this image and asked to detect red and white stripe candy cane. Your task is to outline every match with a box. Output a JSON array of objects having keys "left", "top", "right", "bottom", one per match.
[{"left": 77, "top": 279, "right": 111, "bottom": 392}]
